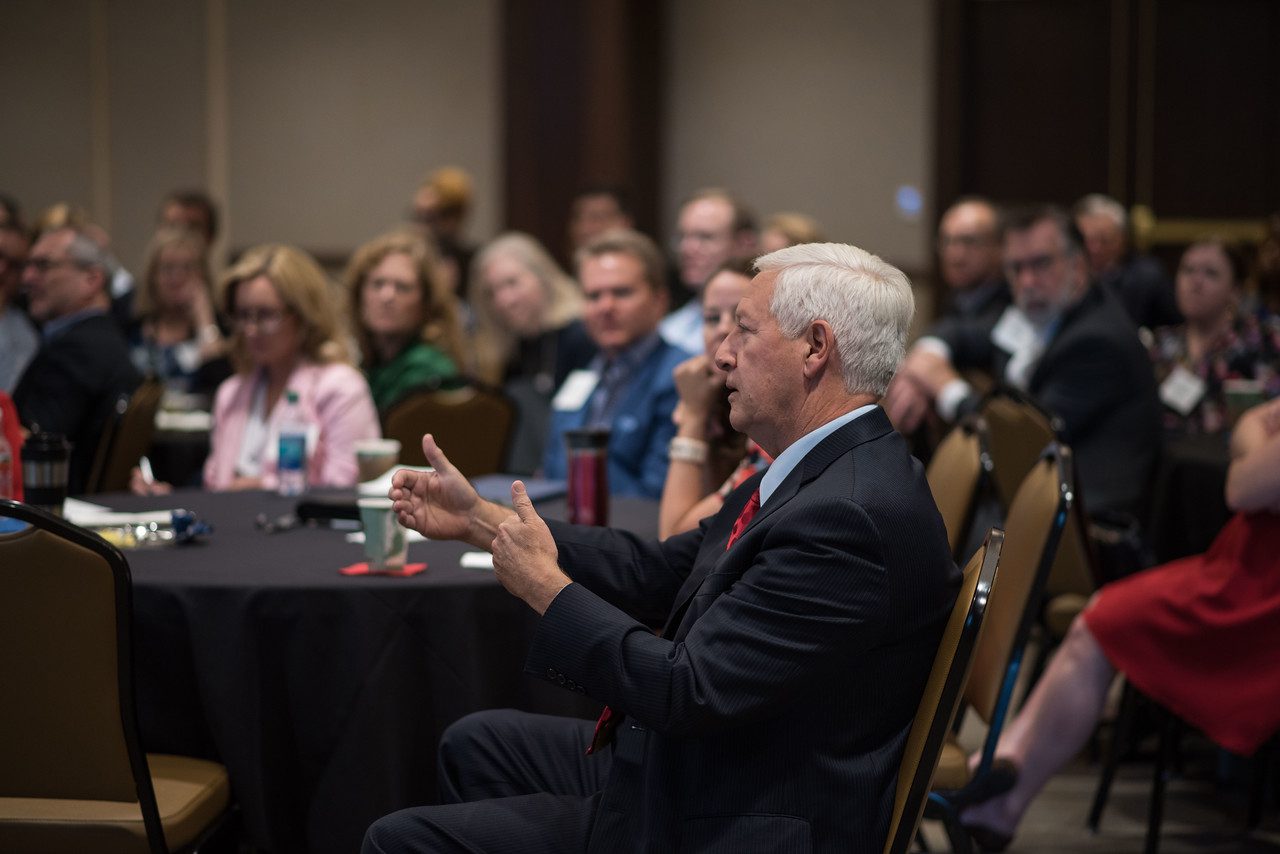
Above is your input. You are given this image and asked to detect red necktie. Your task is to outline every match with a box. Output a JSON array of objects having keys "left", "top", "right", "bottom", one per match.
[
  {"left": 586, "top": 487, "right": 764, "bottom": 755},
  {"left": 725, "top": 488, "right": 761, "bottom": 550}
]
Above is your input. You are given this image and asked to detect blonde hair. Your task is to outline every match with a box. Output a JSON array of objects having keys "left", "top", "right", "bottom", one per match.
[
  {"left": 342, "top": 230, "right": 465, "bottom": 369},
  {"left": 133, "top": 227, "right": 212, "bottom": 319},
  {"left": 469, "top": 232, "right": 583, "bottom": 383},
  {"left": 219, "top": 244, "right": 350, "bottom": 371},
  {"left": 764, "top": 212, "right": 826, "bottom": 247}
]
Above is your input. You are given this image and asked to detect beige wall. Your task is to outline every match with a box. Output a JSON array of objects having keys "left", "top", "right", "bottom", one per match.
[
  {"left": 1, "top": 0, "right": 930, "bottom": 278},
  {"left": 1, "top": 0, "right": 500, "bottom": 277},
  {"left": 663, "top": 0, "right": 933, "bottom": 271}
]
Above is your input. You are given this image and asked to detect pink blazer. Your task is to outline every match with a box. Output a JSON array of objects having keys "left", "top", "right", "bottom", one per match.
[{"left": 203, "top": 361, "right": 380, "bottom": 491}]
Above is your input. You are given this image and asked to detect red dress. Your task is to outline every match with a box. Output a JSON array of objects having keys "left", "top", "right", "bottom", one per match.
[{"left": 1084, "top": 512, "right": 1280, "bottom": 755}]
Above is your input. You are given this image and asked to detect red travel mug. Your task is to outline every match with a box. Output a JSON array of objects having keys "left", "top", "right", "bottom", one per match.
[{"left": 564, "top": 428, "right": 610, "bottom": 526}]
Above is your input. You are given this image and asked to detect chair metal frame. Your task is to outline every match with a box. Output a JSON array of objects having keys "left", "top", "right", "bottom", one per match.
[
  {"left": 923, "top": 443, "right": 1075, "bottom": 853},
  {"left": 0, "top": 498, "right": 231, "bottom": 853},
  {"left": 883, "top": 529, "right": 1003, "bottom": 854}
]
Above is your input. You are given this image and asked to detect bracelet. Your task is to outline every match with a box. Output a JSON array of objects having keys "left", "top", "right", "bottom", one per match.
[{"left": 668, "top": 436, "right": 709, "bottom": 464}]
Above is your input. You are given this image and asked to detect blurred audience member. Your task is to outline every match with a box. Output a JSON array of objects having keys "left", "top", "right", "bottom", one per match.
[
  {"left": 930, "top": 197, "right": 1010, "bottom": 330},
  {"left": 36, "top": 201, "right": 138, "bottom": 330},
  {"left": 157, "top": 188, "right": 219, "bottom": 247},
  {"left": 661, "top": 188, "right": 757, "bottom": 352},
  {"left": 13, "top": 225, "right": 142, "bottom": 493},
  {"left": 658, "top": 260, "right": 769, "bottom": 537},
  {"left": 960, "top": 397, "right": 1280, "bottom": 852},
  {"left": 197, "top": 245, "right": 378, "bottom": 492},
  {"left": 887, "top": 205, "right": 1160, "bottom": 518},
  {"left": 758, "top": 211, "right": 825, "bottom": 254},
  {"left": 0, "top": 216, "right": 36, "bottom": 392},
  {"left": 470, "top": 232, "right": 596, "bottom": 474},
  {"left": 567, "top": 185, "right": 634, "bottom": 253},
  {"left": 1074, "top": 193, "right": 1180, "bottom": 329},
  {"left": 344, "top": 230, "right": 464, "bottom": 414},
  {"left": 543, "top": 229, "right": 689, "bottom": 498},
  {"left": 1147, "top": 237, "right": 1279, "bottom": 435},
  {"left": 127, "top": 227, "right": 231, "bottom": 398},
  {"left": 409, "top": 166, "right": 476, "bottom": 300}
]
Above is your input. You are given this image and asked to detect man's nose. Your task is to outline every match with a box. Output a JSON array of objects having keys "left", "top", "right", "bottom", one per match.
[{"left": 714, "top": 337, "right": 734, "bottom": 371}]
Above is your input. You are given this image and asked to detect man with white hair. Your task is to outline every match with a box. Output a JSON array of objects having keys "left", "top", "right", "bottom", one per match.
[
  {"left": 364, "top": 243, "right": 959, "bottom": 854},
  {"left": 13, "top": 225, "right": 141, "bottom": 492},
  {"left": 1073, "top": 193, "right": 1179, "bottom": 329}
]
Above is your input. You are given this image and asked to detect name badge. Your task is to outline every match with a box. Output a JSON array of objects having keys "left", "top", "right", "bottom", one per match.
[
  {"left": 1159, "top": 364, "right": 1206, "bottom": 416},
  {"left": 990, "top": 306, "right": 1039, "bottom": 355},
  {"left": 553, "top": 369, "right": 600, "bottom": 412}
]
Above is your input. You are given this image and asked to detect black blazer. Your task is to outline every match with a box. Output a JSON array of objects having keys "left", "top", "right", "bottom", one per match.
[
  {"left": 526, "top": 407, "right": 960, "bottom": 853},
  {"left": 13, "top": 313, "right": 142, "bottom": 493},
  {"left": 946, "top": 286, "right": 1161, "bottom": 517}
]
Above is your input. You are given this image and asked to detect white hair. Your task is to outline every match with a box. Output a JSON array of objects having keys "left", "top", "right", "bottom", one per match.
[
  {"left": 755, "top": 242, "right": 914, "bottom": 396},
  {"left": 1074, "top": 193, "right": 1127, "bottom": 230}
]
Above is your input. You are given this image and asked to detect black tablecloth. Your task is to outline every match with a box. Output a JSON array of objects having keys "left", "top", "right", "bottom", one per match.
[
  {"left": 1147, "top": 435, "right": 1233, "bottom": 564},
  {"left": 105, "top": 488, "right": 657, "bottom": 854}
]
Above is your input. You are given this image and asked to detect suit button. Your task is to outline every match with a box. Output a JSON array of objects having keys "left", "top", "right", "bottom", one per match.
[
  {"left": 565, "top": 679, "right": 577, "bottom": 690},
  {"left": 546, "top": 667, "right": 557, "bottom": 679},
  {"left": 556, "top": 675, "right": 566, "bottom": 685}
]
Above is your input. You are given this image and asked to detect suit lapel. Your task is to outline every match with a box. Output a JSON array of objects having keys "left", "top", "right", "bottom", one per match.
[{"left": 661, "top": 407, "right": 896, "bottom": 635}]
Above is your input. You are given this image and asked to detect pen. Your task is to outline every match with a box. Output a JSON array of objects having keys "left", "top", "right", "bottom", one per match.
[{"left": 139, "top": 456, "right": 156, "bottom": 485}]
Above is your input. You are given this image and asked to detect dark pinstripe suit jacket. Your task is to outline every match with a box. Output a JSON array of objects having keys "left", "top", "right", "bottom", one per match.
[{"left": 526, "top": 406, "right": 960, "bottom": 853}]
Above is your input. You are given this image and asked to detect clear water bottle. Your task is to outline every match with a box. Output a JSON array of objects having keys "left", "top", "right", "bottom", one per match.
[
  {"left": 0, "top": 410, "right": 13, "bottom": 500},
  {"left": 277, "top": 390, "right": 308, "bottom": 497}
]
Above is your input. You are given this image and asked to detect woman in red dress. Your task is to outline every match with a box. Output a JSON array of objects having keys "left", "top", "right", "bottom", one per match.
[{"left": 961, "top": 397, "right": 1280, "bottom": 850}]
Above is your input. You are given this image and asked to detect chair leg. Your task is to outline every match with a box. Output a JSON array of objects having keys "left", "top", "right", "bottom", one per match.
[
  {"left": 1145, "top": 710, "right": 1174, "bottom": 854},
  {"left": 1248, "top": 736, "right": 1276, "bottom": 831},
  {"left": 914, "top": 826, "right": 932, "bottom": 851},
  {"left": 1089, "top": 679, "right": 1136, "bottom": 832},
  {"left": 941, "top": 816, "right": 974, "bottom": 854}
]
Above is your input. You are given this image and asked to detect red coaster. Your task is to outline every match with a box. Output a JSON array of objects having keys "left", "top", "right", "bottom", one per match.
[{"left": 339, "top": 562, "right": 427, "bottom": 577}]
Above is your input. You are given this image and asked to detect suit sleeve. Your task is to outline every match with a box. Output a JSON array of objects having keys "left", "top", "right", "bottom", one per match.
[
  {"left": 14, "top": 341, "right": 97, "bottom": 438},
  {"left": 528, "top": 496, "right": 891, "bottom": 736},
  {"left": 1035, "top": 331, "right": 1141, "bottom": 443}
]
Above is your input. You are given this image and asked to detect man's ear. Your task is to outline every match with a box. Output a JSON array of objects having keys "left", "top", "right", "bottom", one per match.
[{"left": 802, "top": 319, "right": 835, "bottom": 379}]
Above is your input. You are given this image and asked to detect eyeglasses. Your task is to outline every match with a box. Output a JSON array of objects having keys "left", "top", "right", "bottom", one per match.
[
  {"left": 232, "top": 307, "right": 289, "bottom": 332},
  {"left": 22, "top": 257, "right": 83, "bottom": 275},
  {"left": 1004, "top": 253, "right": 1062, "bottom": 278}
]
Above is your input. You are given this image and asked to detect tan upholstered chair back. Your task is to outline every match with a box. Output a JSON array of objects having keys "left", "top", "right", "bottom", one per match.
[
  {"left": 925, "top": 416, "right": 993, "bottom": 559},
  {"left": 883, "top": 530, "right": 1003, "bottom": 854},
  {"left": 0, "top": 524, "right": 139, "bottom": 802},
  {"left": 965, "top": 445, "right": 1072, "bottom": 722},
  {"left": 383, "top": 384, "right": 516, "bottom": 476},
  {"left": 86, "top": 379, "right": 164, "bottom": 494},
  {"left": 979, "top": 391, "right": 1057, "bottom": 508}
]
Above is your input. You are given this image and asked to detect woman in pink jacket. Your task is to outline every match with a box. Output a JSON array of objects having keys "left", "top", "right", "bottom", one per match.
[{"left": 134, "top": 244, "right": 379, "bottom": 493}]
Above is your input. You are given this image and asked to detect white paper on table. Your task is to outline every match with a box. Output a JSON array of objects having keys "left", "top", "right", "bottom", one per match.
[
  {"left": 345, "top": 528, "right": 427, "bottom": 544},
  {"left": 460, "top": 551, "right": 494, "bottom": 570},
  {"left": 155, "top": 410, "right": 214, "bottom": 432},
  {"left": 63, "top": 498, "right": 173, "bottom": 528},
  {"left": 357, "top": 465, "right": 434, "bottom": 496}
]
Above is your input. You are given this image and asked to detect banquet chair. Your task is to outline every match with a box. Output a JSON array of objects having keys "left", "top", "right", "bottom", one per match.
[
  {"left": 1088, "top": 680, "right": 1278, "bottom": 854},
  {"left": 883, "top": 529, "right": 1003, "bottom": 854},
  {"left": 85, "top": 378, "right": 164, "bottom": 494},
  {"left": 382, "top": 380, "right": 516, "bottom": 477},
  {"left": 925, "top": 415, "right": 995, "bottom": 562},
  {"left": 0, "top": 499, "right": 233, "bottom": 854},
  {"left": 923, "top": 443, "right": 1074, "bottom": 853},
  {"left": 979, "top": 386, "right": 1102, "bottom": 679}
]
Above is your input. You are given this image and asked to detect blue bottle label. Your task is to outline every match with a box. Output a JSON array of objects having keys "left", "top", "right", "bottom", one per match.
[{"left": 279, "top": 433, "right": 306, "bottom": 470}]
